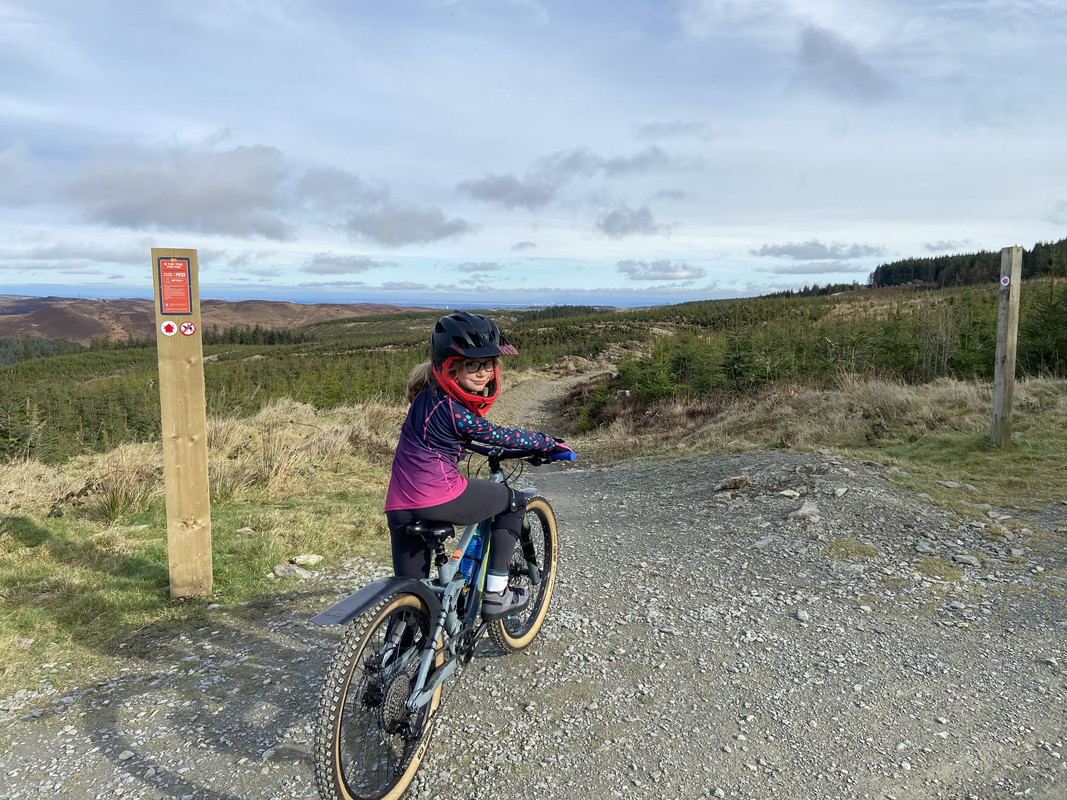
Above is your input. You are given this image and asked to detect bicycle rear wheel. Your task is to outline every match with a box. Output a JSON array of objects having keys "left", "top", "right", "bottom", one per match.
[
  {"left": 314, "top": 593, "right": 442, "bottom": 800},
  {"left": 489, "top": 495, "right": 559, "bottom": 652}
]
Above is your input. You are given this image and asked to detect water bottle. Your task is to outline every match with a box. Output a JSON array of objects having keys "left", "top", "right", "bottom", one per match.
[{"left": 459, "top": 529, "right": 483, "bottom": 581}]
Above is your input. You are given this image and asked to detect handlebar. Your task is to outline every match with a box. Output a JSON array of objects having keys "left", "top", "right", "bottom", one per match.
[{"left": 464, "top": 442, "right": 576, "bottom": 467}]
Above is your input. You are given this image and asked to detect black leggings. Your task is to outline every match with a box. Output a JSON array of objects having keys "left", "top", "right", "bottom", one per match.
[{"left": 386, "top": 479, "right": 526, "bottom": 579}]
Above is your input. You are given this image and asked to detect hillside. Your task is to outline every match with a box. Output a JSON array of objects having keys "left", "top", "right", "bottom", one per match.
[{"left": 0, "top": 295, "right": 436, "bottom": 344}]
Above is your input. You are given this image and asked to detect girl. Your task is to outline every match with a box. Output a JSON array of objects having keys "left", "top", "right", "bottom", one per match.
[{"left": 384, "top": 311, "right": 569, "bottom": 620}]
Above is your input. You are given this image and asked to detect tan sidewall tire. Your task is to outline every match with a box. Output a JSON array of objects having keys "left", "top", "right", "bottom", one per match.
[
  {"left": 489, "top": 496, "right": 558, "bottom": 651},
  {"left": 316, "top": 593, "right": 443, "bottom": 800}
]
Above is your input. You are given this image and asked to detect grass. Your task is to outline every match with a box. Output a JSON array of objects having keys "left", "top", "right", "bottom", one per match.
[
  {"left": 915, "top": 556, "right": 964, "bottom": 583},
  {"left": 875, "top": 408, "right": 1067, "bottom": 512},
  {"left": 0, "top": 399, "right": 398, "bottom": 696},
  {"left": 571, "top": 375, "right": 1067, "bottom": 514}
]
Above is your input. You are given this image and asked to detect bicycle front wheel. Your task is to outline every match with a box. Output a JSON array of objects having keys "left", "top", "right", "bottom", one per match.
[
  {"left": 489, "top": 495, "right": 559, "bottom": 652},
  {"left": 314, "top": 593, "right": 442, "bottom": 800}
]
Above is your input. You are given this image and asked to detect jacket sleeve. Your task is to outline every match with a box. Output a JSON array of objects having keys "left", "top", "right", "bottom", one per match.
[{"left": 451, "top": 404, "right": 557, "bottom": 451}]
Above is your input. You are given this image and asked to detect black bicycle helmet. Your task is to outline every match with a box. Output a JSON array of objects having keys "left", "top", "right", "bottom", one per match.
[
  {"left": 430, "top": 311, "right": 517, "bottom": 366},
  {"left": 430, "top": 311, "right": 517, "bottom": 416}
]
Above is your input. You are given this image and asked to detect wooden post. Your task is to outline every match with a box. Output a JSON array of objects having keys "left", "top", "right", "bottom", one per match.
[
  {"left": 151, "top": 248, "right": 212, "bottom": 597},
  {"left": 991, "top": 246, "right": 1023, "bottom": 448}
]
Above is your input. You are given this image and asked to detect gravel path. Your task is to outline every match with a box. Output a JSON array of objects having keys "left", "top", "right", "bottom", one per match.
[{"left": 2, "top": 383, "right": 1065, "bottom": 800}]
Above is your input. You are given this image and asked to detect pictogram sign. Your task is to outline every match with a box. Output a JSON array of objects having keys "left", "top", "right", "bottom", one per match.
[
  {"left": 161, "top": 320, "right": 178, "bottom": 336},
  {"left": 1001, "top": 275, "right": 1010, "bottom": 287},
  {"left": 180, "top": 321, "right": 197, "bottom": 336}
]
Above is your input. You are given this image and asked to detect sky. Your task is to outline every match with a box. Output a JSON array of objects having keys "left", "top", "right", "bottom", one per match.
[{"left": 2, "top": 0, "right": 1066, "bottom": 308}]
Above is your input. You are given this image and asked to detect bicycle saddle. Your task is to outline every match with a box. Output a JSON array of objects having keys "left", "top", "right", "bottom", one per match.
[{"left": 405, "top": 521, "right": 455, "bottom": 543}]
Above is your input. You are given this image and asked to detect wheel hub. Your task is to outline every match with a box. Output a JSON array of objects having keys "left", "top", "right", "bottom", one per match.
[{"left": 378, "top": 658, "right": 419, "bottom": 734}]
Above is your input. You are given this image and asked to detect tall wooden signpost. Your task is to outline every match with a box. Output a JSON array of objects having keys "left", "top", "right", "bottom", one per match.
[
  {"left": 152, "top": 248, "right": 212, "bottom": 597},
  {"left": 991, "top": 246, "right": 1023, "bottom": 449}
]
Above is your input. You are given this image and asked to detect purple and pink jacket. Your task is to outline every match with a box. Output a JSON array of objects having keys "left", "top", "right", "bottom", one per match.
[{"left": 384, "top": 383, "right": 557, "bottom": 512}]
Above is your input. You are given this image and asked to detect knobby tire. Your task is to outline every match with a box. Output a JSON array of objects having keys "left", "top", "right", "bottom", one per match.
[{"left": 314, "top": 593, "right": 443, "bottom": 800}]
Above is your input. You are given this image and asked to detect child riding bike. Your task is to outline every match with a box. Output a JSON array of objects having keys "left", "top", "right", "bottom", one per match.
[{"left": 384, "top": 311, "right": 571, "bottom": 621}]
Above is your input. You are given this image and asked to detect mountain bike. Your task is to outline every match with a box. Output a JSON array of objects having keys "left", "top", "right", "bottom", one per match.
[{"left": 310, "top": 443, "right": 572, "bottom": 800}]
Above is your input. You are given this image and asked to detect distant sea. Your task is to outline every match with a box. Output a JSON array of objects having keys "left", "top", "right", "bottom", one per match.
[{"left": 1, "top": 283, "right": 718, "bottom": 309}]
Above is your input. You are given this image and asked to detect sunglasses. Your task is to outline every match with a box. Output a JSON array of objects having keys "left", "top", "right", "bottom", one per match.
[{"left": 462, "top": 358, "right": 497, "bottom": 374}]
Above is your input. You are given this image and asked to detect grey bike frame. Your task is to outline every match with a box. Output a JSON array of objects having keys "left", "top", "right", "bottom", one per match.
[
  {"left": 311, "top": 465, "right": 539, "bottom": 713},
  {"left": 406, "top": 482, "right": 538, "bottom": 711}
]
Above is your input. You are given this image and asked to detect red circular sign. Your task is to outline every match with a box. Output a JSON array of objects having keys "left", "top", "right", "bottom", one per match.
[
  {"left": 1001, "top": 276, "right": 1010, "bottom": 287},
  {"left": 180, "top": 322, "right": 197, "bottom": 336}
]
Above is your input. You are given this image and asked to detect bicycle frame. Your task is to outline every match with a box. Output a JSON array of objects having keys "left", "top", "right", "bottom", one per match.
[{"left": 311, "top": 456, "right": 538, "bottom": 714}]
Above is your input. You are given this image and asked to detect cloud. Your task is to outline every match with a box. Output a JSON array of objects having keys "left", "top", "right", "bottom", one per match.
[
  {"left": 13, "top": 242, "right": 145, "bottom": 267},
  {"left": 57, "top": 266, "right": 119, "bottom": 276},
  {"left": 458, "top": 146, "right": 680, "bottom": 211},
  {"left": 60, "top": 145, "right": 292, "bottom": 239},
  {"left": 790, "top": 26, "right": 893, "bottom": 103},
  {"left": 596, "top": 206, "right": 664, "bottom": 238},
  {"left": 1050, "top": 201, "right": 1067, "bottom": 226},
  {"left": 456, "top": 173, "right": 556, "bottom": 211},
  {"left": 680, "top": 1, "right": 891, "bottom": 50},
  {"left": 297, "top": 167, "right": 387, "bottom": 210},
  {"left": 297, "top": 280, "right": 369, "bottom": 289},
  {"left": 761, "top": 260, "right": 870, "bottom": 275},
  {"left": 223, "top": 249, "right": 277, "bottom": 268},
  {"left": 530, "top": 148, "right": 605, "bottom": 182},
  {"left": 532, "top": 146, "right": 675, "bottom": 181},
  {"left": 617, "top": 259, "right": 705, "bottom": 281},
  {"left": 679, "top": 0, "right": 772, "bottom": 37},
  {"left": 599, "top": 147, "right": 673, "bottom": 177},
  {"left": 0, "top": 141, "right": 40, "bottom": 205},
  {"left": 654, "top": 189, "right": 688, "bottom": 201},
  {"left": 456, "top": 262, "right": 502, "bottom": 273},
  {"left": 297, "top": 167, "right": 476, "bottom": 247},
  {"left": 244, "top": 267, "right": 284, "bottom": 278},
  {"left": 923, "top": 240, "right": 973, "bottom": 253},
  {"left": 635, "top": 120, "right": 716, "bottom": 140},
  {"left": 754, "top": 240, "right": 884, "bottom": 260},
  {"left": 302, "top": 253, "right": 393, "bottom": 275},
  {"left": 43, "top": 140, "right": 474, "bottom": 250},
  {"left": 511, "top": 241, "right": 537, "bottom": 251},
  {"left": 344, "top": 203, "right": 476, "bottom": 246}
]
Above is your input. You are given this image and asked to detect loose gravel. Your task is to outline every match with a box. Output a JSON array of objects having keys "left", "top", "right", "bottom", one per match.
[{"left": 2, "top": 451, "right": 1066, "bottom": 800}]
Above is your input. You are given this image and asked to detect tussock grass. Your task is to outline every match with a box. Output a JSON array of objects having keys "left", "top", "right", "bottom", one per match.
[
  {"left": 0, "top": 397, "right": 402, "bottom": 696},
  {"left": 82, "top": 444, "right": 163, "bottom": 523},
  {"left": 0, "top": 459, "right": 82, "bottom": 517},
  {"left": 576, "top": 375, "right": 1067, "bottom": 510}
]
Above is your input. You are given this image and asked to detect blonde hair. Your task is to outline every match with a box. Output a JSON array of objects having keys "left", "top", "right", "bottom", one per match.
[{"left": 406, "top": 361, "right": 435, "bottom": 404}]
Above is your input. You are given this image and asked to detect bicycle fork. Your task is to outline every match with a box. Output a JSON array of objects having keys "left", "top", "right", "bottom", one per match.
[{"left": 519, "top": 519, "right": 542, "bottom": 585}]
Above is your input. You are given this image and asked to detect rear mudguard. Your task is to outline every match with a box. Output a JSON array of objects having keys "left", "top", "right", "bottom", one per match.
[{"left": 310, "top": 576, "right": 441, "bottom": 627}]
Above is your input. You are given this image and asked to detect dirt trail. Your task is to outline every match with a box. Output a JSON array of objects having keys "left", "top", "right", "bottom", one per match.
[{"left": 491, "top": 369, "right": 600, "bottom": 434}]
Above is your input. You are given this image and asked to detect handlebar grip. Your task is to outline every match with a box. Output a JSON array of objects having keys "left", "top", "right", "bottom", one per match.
[{"left": 550, "top": 449, "right": 577, "bottom": 461}]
